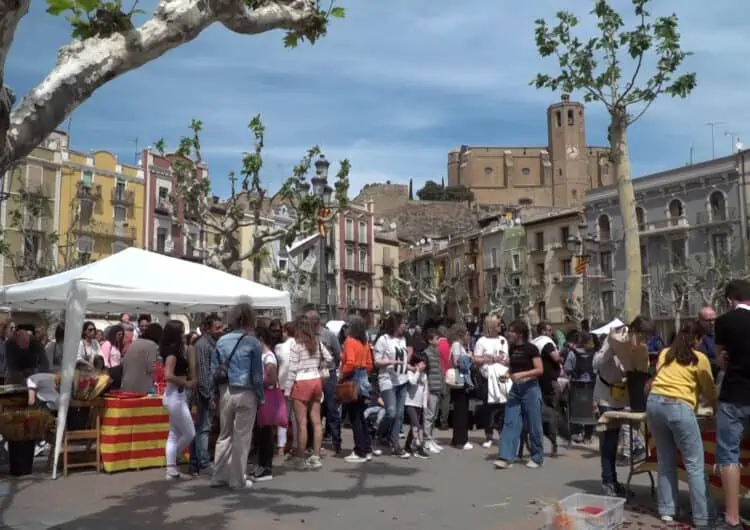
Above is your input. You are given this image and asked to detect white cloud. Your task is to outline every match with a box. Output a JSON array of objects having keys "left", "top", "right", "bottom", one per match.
[{"left": 6, "top": 0, "right": 750, "bottom": 198}]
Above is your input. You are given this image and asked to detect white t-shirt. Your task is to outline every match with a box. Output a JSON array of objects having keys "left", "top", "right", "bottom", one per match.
[
  {"left": 274, "top": 338, "right": 293, "bottom": 391},
  {"left": 474, "top": 336, "right": 509, "bottom": 360},
  {"left": 77, "top": 339, "right": 101, "bottom": 363},
  {"left": 375, "top": 334, "right": 409, "bottom": 391},
  {"left": 27, "top": 373, "right": 59, "bottom": 410}
]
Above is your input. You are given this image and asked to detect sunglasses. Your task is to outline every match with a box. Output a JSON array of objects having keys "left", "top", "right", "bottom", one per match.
[{"left": 87, "top": 327, "right": 96, "bottom": 332}]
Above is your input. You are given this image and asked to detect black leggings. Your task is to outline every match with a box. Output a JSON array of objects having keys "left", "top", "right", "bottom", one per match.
[
  {"left": 450, "top": 389, "right": 470, "bottom": 446},
  {"left": 404, "top": 406, "right": 424, "bottom": 449}
]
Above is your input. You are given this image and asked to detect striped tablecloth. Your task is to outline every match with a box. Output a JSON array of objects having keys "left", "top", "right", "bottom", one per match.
[
  {"left": 101, "top": 395, "right": 188, "bottom": 473},
  {"left": 633, "top": 415, "right": 750, "bottom": 495}
]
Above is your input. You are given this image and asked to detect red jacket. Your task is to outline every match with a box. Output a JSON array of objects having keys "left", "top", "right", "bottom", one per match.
[{"left": 340, "top": 337, "right": 374, "bottom": 377}]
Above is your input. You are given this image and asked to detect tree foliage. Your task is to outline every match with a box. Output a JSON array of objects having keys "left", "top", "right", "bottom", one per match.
[
  {"left": 531, "top": 0, "right": 696, "bottom": 322},
  {"left": 156, "top": 114, "right": 350, "bottom": 279},
  {"left": 416, "top": 180, "right": 474, "bottom": 203}
]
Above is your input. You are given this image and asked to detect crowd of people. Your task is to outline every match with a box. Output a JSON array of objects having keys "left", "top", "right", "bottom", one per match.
[{"left": 2, "top": 279, "right": 750, "bottom": 529}]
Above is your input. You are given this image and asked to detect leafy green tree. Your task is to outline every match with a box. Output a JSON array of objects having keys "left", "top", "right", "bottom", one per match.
[
  {"left": 532, "top": 0, "right": 696, "bottom": 321},
  {"left": 416, "top": 180, "right": 474, "bottom": 202},
  {"left": 0, "top": 0, "right": 345, "bottom": 173},
  {"left": 157, "top": 115, "right": 350, "bottom": 280}
]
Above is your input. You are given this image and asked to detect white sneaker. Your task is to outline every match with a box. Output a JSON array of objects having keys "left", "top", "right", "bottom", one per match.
[
  {"left": 493, "top": 459, "right": 511, "bottom": 469},
  {"left": 365, "top": 453, "right": 374, "bottom": 461},
  {"left": 462, "top": 442, "right": 474, "bottom": 450},
  {"left": 426, "top": 442, "right": 441, "bottom": 454},
  {"left": 432, "top": 441, "right": 444, "bottom": 451},
  {"left": 371, "top": 448, "right": 383, "bottom": 457},
  {"left": 230, "top": 479, "right": 253, "bottom": 490},
  {"left": 660, "top": 516, "right": 674, "bottom": 522},
  {"left": 344, "top": 453, "right": 367, "bottom": 463},
  {"left": 525, "top": 460, "right": 541, "bottom": 469},
  {"left": 307, "top": 455, "right": 323, "bottom": 470},
  {"left": 166, "top": 471, "right": 184, "bottom": 480},
  {"left": 481, "top": 440, "right": 493, "bottom": 449}
]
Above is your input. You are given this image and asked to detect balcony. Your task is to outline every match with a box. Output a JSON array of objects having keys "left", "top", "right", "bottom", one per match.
[
  {"left": 76, "top": 182, "right": 102, "bottom": 202},
  {"left": 75, "top": 221, "right": 136, "bottom": 241},
  {"left": 111, "top": 188, "right": 134, "bottom": 206},
  {"left": 596, "top": 230, "right": 621, "bottom": 246},
  {"left": 639, "top": 217, "right": 689, "bottom": 235},
  {"left": 155, "top": 197, "right": 174, "bottom": 215},
  {"left": 586, "top": 266, "right": 615, "bottom": 281},
  {"left": 696, "top": 207, "right": 738, "bottom": 226}
]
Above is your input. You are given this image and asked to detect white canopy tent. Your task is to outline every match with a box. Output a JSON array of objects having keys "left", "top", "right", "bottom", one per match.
[{"left": 0, "top": 247, "right": 292, "bottom": 478}]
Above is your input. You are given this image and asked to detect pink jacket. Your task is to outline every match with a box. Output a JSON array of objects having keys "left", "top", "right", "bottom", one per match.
[
  {"left": 438, "top": 337, "right": 451, "bottom": 375},
  {"left": 100, "top": 341, "right": 122, "bottom": 367}
]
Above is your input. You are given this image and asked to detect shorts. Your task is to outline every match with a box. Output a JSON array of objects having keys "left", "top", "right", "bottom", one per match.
[
  {"left": 290, "top": 379, "right": 323, "bottom": 403},
  {"left": 716, "top": 401, "right": 750, "bottom": 465}
]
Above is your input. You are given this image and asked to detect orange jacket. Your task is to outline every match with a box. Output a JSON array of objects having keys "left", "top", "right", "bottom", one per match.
[{"left": 341, "top": 337, "right": 374, "bottom": 377}]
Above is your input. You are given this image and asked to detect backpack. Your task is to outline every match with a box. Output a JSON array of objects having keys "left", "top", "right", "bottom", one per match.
[{"left": 213, "top": 333, "right": 246, "bottom": 386}]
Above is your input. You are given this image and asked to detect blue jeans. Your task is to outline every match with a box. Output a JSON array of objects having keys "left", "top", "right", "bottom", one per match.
[
  {"left": 381, "top": 384, "right": 408, "bottom": 446},
  {"left": 497, "top": 380, "right": 543, "bottom": 465},
  {"left": 647, "top": 394, "right": 716, "bottom": 526},
  {"left": 189, "top": 394, "right": 213, "bottom": 471},
  {"left": 716, "top": 401, "right": 750, "bottom": 466},
  {"left": 323, "top": 369, "right": 342, "bottom": 448}
]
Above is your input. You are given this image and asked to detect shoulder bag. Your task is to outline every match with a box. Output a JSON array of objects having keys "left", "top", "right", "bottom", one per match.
[{"left": 213, "top": 333, "right": 246, "bottom": 386}]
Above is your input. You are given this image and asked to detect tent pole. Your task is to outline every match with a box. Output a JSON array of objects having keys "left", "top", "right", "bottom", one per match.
[{"left": 52, "top": 280, "right": 88, "bottom": 479}]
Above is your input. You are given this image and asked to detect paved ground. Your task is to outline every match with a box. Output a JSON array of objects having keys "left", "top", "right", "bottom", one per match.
[{"left": 0, "top": 430, "right": 697, "bottom": 530}]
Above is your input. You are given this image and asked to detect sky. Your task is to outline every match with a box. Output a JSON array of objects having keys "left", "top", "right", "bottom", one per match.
[{"left": 7, "top": 0, "right": 749, "bottom": 199}]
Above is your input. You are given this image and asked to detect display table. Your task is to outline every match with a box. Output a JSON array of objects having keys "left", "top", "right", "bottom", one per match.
[
  {"left": 632, "top": 413, "right": 750, "bottom": 496},
  {"left": 100, "top": 395, "right": 187, "bottom": 473}
]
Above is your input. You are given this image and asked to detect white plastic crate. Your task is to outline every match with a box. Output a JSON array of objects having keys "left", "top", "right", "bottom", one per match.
[{"left": 542, "top": 493, "right": 625, "bottom": 530}]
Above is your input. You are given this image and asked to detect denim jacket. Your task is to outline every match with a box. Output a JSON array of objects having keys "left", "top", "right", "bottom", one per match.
[{"left": 211, "top": 331, "right": 264, "bottom": 403}]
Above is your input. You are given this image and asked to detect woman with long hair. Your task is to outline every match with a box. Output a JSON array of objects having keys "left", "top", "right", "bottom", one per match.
[
  {"left": 493, "top": 319, "right": 544, "bottom": 469},
  {"left": 284, "top": 315, "right": 333, "bottom": 470},
  {"left": 646, "top": 322, "right": 717, "bottom": 528},
  {"left": 275, "top": 321, "right": 296, "bottom": 456},
  {"left": 341, "top": 315, "right": 374, "bottom": 463},
  {"left": 449, "top": 323, "right": 473, "bottom": 450},
  {"left": 252, "top": 326, "right": 279, "bottom": 482},
  {"left": 101, "top": 324, "right": 125, "bottom": 368},
  {"left": 160, "top": 320, "right": 196, "bottom": 480},
  {"left": 373, "top": 312, "right": 410, "bottom": 458},
  {"left": 77, "top": 320, "right": 101, "bottom": 364}
]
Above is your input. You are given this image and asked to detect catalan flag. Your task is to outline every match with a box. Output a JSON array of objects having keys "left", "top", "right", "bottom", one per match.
[{"left": 574, "top": 256, "right": 589, "bottom": 275}]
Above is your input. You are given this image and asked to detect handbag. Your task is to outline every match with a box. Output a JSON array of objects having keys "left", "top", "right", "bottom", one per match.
[
  {"left": 213, "top": 333, "right": 246, "bottom": 386},
  {"left": 256, "top": 388, "right": 288, "bottom": 428},
  {"left": 318, "top": 341, "right": 330, "bottom": 380},
  {"left": 335, "top": 379, "right": 359, "bottom": 404}
]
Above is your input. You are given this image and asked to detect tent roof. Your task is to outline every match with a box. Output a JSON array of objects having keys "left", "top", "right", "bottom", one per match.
[{"left": 0, "top": 248, "right": 291, "bottom": 314}]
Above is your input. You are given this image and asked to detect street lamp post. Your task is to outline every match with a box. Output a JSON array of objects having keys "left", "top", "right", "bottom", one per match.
[{"left": 311, "top": 155, "right": 335, "bottom": 318}]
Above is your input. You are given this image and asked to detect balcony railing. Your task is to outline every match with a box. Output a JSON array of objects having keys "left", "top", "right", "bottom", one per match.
[
  {"left": 639, "top": 217, "right": 689, "bottom": 233},
  {"left": 696, "top": 207, "right": 738, "bottom": 225},
  {"left": 75, "top": 221, "right": 136, "bottom": 240},
  {"left": 111, "top": 188, "right": 135, "bottom": 205},
  {"left": 155, "top": 198, "right": 174, "bottom": 215},
  {"left": 76, "top": 182, "right": 102, "bottom": 202},
  {"left": 596, "top": 230, "right": 622, "bottom": 243}
]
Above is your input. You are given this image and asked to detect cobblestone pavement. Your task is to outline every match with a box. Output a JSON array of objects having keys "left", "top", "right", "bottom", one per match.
[{"left": 0, "top": 431, "right": 696, "bottom": 529}]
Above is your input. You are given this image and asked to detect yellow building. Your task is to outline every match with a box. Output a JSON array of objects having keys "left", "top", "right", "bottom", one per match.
[
  {"left": 58, "top": 141, "right": 146, "bottom": 263},
  {"left": 1, "top": 137, "right": 63, "bottom": 285}
]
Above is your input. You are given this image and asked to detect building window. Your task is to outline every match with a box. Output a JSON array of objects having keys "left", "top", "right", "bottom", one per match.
[
  {"left": 346, "top": 246, "right": 354, "bottom": 269},
  {"left": 597, "top": 215, "right": 611, "bottom": 240},
  {"left": 491, "top": 274, "right": 498, "bottom": 293},
  {"left": 558, "top": 168, "right": 563, "bottom": 176},
  {"left": 522, "top": 168, "right": 530, "bottom": 176},
  {"left": 345, "top": 218, "right": 354, "bottom": 240},
  {"left": 567, "top": 109, "right": 574, "bottom": 126},
  {"left": 635, "top": 206, "right": 646, "bottom": 231},
  {"left": 22, "top": 233, "right": 41, "bottom": 260},
  {"left": 535, "top": 263, "right": 545, "bottom": 283},
  {"left": 115, "top": 178, "right": 126, "bottom": 200},
  {"left": 358, "top": 220, "right": 366, "bottom": 242},
  {"left": 346, "top": 282, "right": 354, "bottom": 305},
  {"left": 156, "top": 228, "right": 167, "bottom": 253},
  {"left": 359, "top": 284, "right": 368, "bottom": 308},
  {"left": 82, "top": 170, "right": 93, "bottom": 187},
  {"left": 453, "top": 258, "right": 460, "bottom": 277},
  {"left": 709, "top": 191, "right": 727, "bottom": 221},
  {"left": 600, "top": 251, "right": 613, "bottom": 278},
  {"left": 278, "top": 258, "right": 288, "bottom": 272},
  {"left": 668, "top": 199, "right": 684, "bottom": 224},
  {"left": 711, "top": 233, "right": 729, "bottom": 262},
  {"left": 560, "top": 226, "right": 570, "bottom": 244},
  {"left": 535, "top": 231, "right": 544, "bottom": 251},
  {"left": 537, "top": 301, "right": 547, "bottom": 321},
  {"left": 490, "top": 248, "right": 497, "bottom": 268},
  {"left": 511, "top": 253, "right": 520, "bottom": 271},
  {"left": 359, "top": 247, "right": 367, "bottom": 272},
  {"left": 640, "top": 244, "right": 648, "bottom": 274},
  {"left": 26, "top": 165, "right": 43, "bottom": 191},
  {"left": 669, "top": 238, "right": 686, "bottom": 270},
  {"left": 601, "top": 291, "right": 615, "bottom": 317},
  {"left": 561, "top": 259, "right": 572, "bottom": 276},
  {"left": 114, "top": 205, "right": 126, "bottom": 222},
  {"left": 555, "top": 110, "right": 562, "bottom": 127},
  {"left": 603, "top": 165, "right": 609, "bottom": 175}
]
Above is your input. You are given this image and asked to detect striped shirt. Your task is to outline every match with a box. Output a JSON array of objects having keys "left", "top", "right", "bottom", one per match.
[{"left": 284, "top": 340, "right": 333, "bottom": 394}]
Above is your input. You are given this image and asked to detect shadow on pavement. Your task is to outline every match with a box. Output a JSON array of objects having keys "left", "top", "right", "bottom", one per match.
[{"left": 0, "top": 474, "right": 47, "bottom": 529}]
